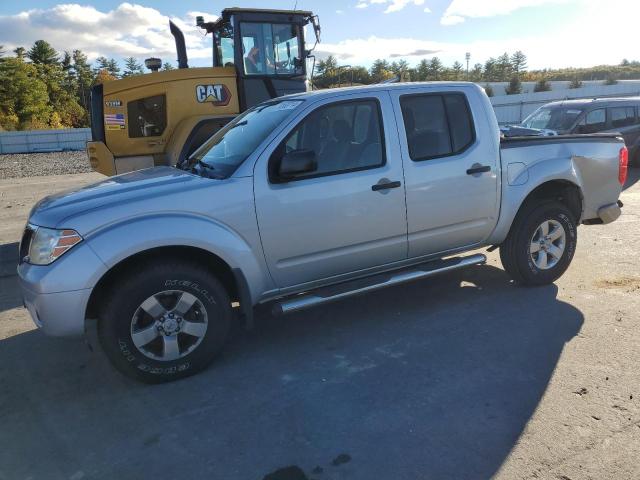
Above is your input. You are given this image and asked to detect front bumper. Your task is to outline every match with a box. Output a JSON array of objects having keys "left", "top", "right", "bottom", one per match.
[
  {"left": 20, "top": 283, "right": 92, "bottom": 337},
  {"left": 17, "top": 241, "right": 108, "bottom": 337}
]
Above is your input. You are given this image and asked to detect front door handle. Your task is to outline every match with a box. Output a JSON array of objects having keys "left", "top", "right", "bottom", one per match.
[
  {"left": 372, "top": 179, "right": 402, "bottom": 191},
  {"left": 466, "top": 164, "right": 491, "bottom": 175}
]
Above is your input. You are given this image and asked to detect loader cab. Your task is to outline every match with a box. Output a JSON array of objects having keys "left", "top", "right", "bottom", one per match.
[{"left": 205, "top": 8, "right": 319, "bottom": 110}]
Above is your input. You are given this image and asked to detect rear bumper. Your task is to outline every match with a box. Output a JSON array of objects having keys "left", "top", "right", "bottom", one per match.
[
  {"left": 598, "top": 201, "right": 622, "bottom": 224},
  {"left": 584, "top": 200, "right": 623, "bottom": 225}
]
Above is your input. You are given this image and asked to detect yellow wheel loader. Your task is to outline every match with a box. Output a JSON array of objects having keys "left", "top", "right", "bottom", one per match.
[{"left": 87, "top": 8, "right": 320, "bottom": 176}]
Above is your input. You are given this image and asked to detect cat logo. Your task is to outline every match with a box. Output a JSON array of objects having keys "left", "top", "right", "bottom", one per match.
[{"left": 195, "top": 84, "right": 231, "bottom": 106}]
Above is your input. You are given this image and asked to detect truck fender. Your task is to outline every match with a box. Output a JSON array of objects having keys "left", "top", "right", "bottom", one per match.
[
  {"left": 487, "top": 155, "right": 583, "bottom": 245},
  {"left": 85, "top": 213, "right": 272, "bottom": 304}
]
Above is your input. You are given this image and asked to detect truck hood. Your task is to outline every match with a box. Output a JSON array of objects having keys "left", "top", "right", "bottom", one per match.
[{"left": 29, "top": 167, "right": 205, "bottom": 230}]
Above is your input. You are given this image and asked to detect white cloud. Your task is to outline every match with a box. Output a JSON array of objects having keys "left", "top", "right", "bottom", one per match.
[
  {"left": 0, "top": 3, "right": 217, "bottom": 65},
  {"left": 355, "top": 0, "right": 428, "bottom": 14},
  {"left": 441, "top": 0, "right": 570, "bottom": 25},
  {"left": 317, "top": 0, "right": 640, "bottom": 70}
]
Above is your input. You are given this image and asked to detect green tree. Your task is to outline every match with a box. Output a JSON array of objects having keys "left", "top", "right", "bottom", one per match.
[
  {"left": 483, "top": 57, "right": 497, "bottom": 81},
  {"left": 123, "top": 56, "right": 144, "bottom": 77},
  {"left": 27, "top": 40, "right": 59, "bottom": 65},
  {"left": 370, "top": 59, "right": 394, "bottom": 83},
  {"left": 534, "top": 78, "right": 552, "bottom": 92},
  {"left": 496, "top": 52, "right": 512, "bottom": 81},
  {"left": 13, "top": 47, "right": 26, "bottom": 60},
  {"left": 416, "top": 59, "right": 429, "bottom": 81},
  {"left": 161, "top": 62, "right": 174, "bottom": 71},
  {"left": 470, "top": 63, "right": 483, "bottom": 82},
  {"left": 0, "top": 57, "right": 51, "bottom": 129},
  {"left": 428, "top": 57, "right": 443, "bottom": 80},
  {"left": 483, "top": 84, "right": 494, "bottom": 97},
  {"left": 73, "top": 50, "right": 93, "bottom": 113},
  {"left": 568, "top": 78, "right": 583, "bottom": 89},
  {"left": 95, "top": 56, "right": 120, "bottom": 78},
  {"left": 451, "top": 61, "right": 464, "bottom": 80},
  {"left": 505, "top": 76, "right": 522, "bottom": 95},
  {"left": 510, "top": 51, "right": 527, "bottom": 75},
  {"left": 604, "top": 75, "right": 618, "bottom": 85}
]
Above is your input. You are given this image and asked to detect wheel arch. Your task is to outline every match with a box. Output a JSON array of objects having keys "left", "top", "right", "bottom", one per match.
[
  {"left": 85, "top": 245, "right": 252, "bottom": 326},
  {"left": 489, "top": 178, "right": 583, "bottom": 245}
]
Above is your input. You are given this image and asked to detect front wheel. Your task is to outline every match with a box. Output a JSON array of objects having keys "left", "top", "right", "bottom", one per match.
[
  {"left": 98, "top": 261, "right": 232, "bottom": 383},
  {"left": 500, "top": 200, "right": 577, "bottom": 286}
]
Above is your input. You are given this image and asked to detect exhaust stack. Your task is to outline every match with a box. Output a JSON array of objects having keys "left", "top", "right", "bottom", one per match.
[{"left": 169, "top": 20, "right": 188, "bottom": 69}]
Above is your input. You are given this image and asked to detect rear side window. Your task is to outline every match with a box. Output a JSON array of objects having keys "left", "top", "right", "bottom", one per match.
[
  {"left": 400, "top": 93, "right": 475, "bottom": 161},
  {"left": 578, "top": 108, "right": 606, "bottom": 134},
  {"left": 609, "top": 107, "right": 636, "bottom": 128}
]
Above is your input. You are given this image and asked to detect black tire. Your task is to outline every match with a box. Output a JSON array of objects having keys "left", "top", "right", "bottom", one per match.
[
  {"left": 98, "top": 261, "right": 231, "bottom": 383},
  {"left": 500, "top": 200, "right": 577, "bottom": 286}
]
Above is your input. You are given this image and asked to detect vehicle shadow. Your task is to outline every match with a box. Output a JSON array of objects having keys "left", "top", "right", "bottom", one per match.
[
  {"left": 0, "top": 264, "right": 583, "bottom": 480},
  {"left": 623, "top": 164, "right": 640, "bottom": 191},
  {"left": 0, "top": 242, "right": 21, "bottom": 312}
]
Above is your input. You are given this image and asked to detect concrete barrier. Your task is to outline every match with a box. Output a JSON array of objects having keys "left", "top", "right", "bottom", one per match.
[{"left": 0, "top": 128, "right": 91, "bottom": 155}]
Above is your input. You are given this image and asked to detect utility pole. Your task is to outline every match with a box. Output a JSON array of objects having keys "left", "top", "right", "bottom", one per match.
[{"left": 465, "top": 52, "right": 471, "bottom": 80}]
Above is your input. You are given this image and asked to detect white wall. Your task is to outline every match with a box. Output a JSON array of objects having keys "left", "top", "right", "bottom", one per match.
[{"left": 0, "top": 128, "right": 91, "bottom": 154}]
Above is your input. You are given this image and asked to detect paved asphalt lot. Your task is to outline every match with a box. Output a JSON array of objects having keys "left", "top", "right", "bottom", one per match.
[{"left": 0, "top": 167, "right": 638, "bottom": 480}]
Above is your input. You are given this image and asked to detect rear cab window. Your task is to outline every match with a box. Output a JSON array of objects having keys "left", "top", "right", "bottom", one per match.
[{"left": 399, "top": 92, "right": 475, "bottom": 161}]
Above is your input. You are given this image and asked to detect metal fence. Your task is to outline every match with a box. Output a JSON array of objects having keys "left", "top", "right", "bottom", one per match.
[
  {"left": 0, "top": 128, "right": 91, "bottom": 154},
  {"left": 490, "top": 82, "right": 640, "bottom": 125}
]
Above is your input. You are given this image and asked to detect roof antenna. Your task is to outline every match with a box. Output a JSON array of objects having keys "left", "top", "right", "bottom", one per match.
[{"left": 293, "top": 0, "right": 298, "bottom": 10}]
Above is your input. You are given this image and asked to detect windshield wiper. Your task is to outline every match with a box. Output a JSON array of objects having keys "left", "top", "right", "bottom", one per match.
[{"left": 192, "top": 160, "right": 222, "bottom": 179}]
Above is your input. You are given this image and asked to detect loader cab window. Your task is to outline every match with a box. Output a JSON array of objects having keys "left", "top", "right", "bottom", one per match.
[
  {"left": 213, "top": 22, "right": 235, "bottom": 67},
  {"left": 127, "top": 94, "right": 167, "bottom": 138},
  {"left": 241, "top": 22, "right": 303, "bottom": 76}
]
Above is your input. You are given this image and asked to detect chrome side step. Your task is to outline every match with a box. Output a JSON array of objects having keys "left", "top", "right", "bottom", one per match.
[{"left": 273, "top": 253, "right": 487, "bottom": 315}]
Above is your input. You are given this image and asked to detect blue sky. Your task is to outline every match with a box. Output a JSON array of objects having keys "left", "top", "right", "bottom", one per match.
[{"left": 0, "top": 0, "right": 636, "bottom": 70}]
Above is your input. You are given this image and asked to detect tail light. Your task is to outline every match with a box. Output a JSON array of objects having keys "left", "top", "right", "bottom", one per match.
[{"left": 619, "top": 146, "right": 628, "bottom": 185}]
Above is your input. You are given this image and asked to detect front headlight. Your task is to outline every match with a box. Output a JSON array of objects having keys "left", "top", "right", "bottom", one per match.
[{"left": 27, "top": 226, "right": 83, "bottom": 265}]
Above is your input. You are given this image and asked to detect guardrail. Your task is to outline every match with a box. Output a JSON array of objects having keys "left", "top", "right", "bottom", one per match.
[{"left": 0, "top": 128, "right": 91, "bottom": 155}]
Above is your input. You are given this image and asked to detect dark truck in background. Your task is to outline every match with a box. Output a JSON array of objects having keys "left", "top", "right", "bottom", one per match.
[{"left": 520, "top": 97, "right": 640, "bottom": 165}]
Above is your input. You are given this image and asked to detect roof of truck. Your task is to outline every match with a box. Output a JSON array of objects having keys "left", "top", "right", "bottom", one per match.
[{"left": 286, "top": 81, "right": 479, "bottom": 101}]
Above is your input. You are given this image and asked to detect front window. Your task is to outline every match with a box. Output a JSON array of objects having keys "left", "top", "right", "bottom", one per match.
[
  {"left": 241, "top": 22, "right": 303, "bottom": 76},
  {"left": 522, "top": 107, "right": 583, "bottom": 131},
  {"left": 187, "top": 99, "right": 304, "bottom": 178}
]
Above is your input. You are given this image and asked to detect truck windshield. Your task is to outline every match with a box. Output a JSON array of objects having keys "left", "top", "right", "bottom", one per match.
[
  {"left": 187, "top": 100, "right": 303, "bottom": 178},
  {"left": 522, "top": 107, "right": 583, "bottom": 131}
]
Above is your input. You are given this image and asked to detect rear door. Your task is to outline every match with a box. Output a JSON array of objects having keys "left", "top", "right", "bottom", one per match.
[
  {"left": 389, "top": 87, "right": 500, "bottom": 258},
  {"left": 253, "top": 92, "right": 408, "bottom": 288},
  {"left": 606, "top": 105, "right": 640, "bottom": 150}
]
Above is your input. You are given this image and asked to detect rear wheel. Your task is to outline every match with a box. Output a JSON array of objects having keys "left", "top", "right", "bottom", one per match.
[
  {"left": 500, "top": 200, "right": 577, "bottom": 286},
  {"left": 98, "top": 261, "right": 231, "bottom": 383}
]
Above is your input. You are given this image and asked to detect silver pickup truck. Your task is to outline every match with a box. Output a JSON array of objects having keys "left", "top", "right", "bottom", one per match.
[{"left": 18, "top": 83, "right": 627, "bottom": 382}]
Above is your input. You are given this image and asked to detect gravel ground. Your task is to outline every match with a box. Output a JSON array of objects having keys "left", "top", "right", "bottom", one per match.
[{"left": 0, "top": 151, "right": 92, "bottom": 179}]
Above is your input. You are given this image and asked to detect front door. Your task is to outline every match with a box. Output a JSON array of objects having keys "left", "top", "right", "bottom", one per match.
[
  {"left": 389, "top": 87, "right": 499, "bottom": 258},
  {"left": 254, "top": 94, "right": 407, "bottom": 288}
]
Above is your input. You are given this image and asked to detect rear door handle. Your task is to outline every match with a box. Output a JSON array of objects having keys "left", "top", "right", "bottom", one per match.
[
  {"left": 372, "top": 179, "right": 401, "bottom": 191},
  {"left": 466, "top": 164, "right": 491, "bottom": 175}
]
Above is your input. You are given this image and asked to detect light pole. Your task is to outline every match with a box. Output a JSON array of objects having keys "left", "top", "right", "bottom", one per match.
[{"left": 465, "top": 52, "right": 471, "bottom": 80}]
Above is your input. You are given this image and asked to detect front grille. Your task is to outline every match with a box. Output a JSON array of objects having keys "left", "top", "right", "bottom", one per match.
[{"left": 19, "top": 225, "right": 34, "bottom": 264}]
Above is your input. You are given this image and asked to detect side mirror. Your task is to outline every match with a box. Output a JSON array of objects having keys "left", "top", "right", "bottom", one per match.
[{"left": 278, "top": 149, "right": 317, "bottom": 179}]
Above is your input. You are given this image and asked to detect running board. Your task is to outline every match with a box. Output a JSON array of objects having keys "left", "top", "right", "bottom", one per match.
[{"left": 273, "top": 253, "right": 487, "bottom": 315}]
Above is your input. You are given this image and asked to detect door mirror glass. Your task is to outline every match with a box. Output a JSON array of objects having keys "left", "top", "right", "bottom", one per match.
[{"left": 278, "top": 149, "right": 317, "bottom": 178}]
